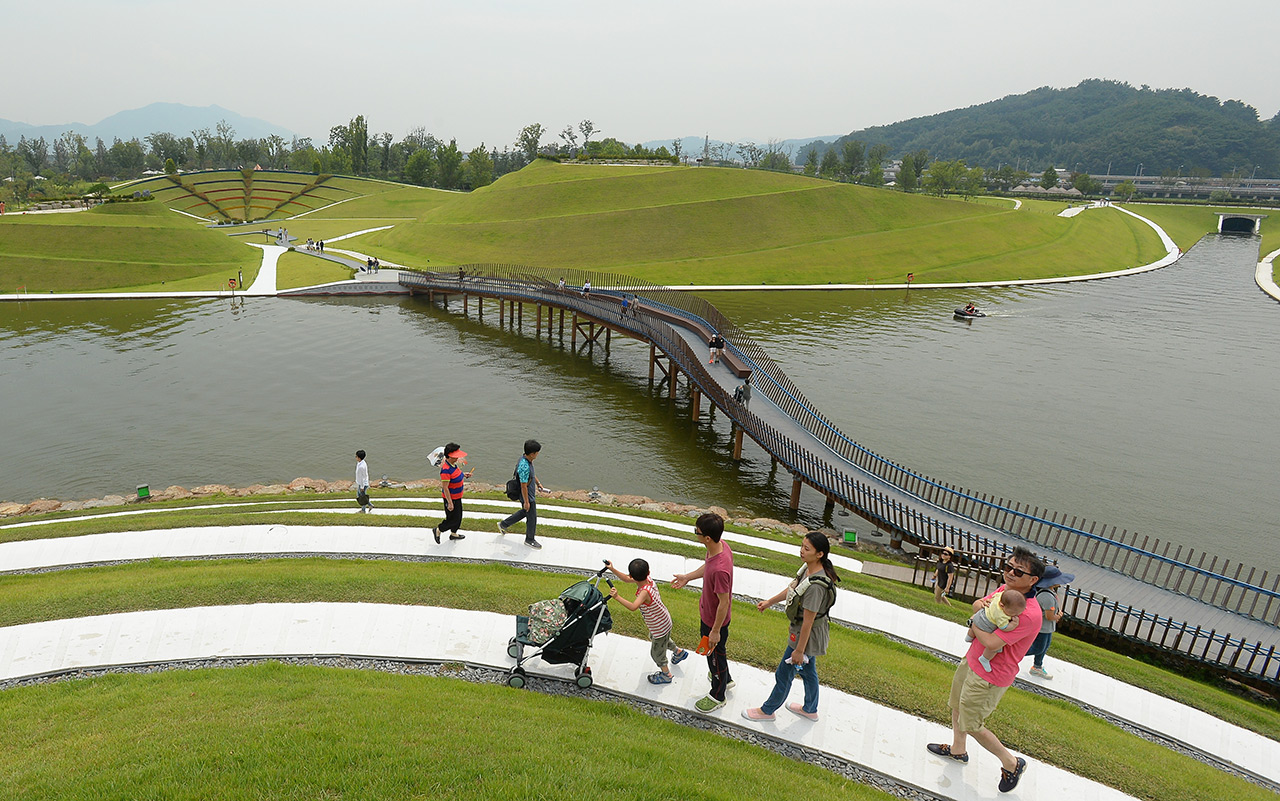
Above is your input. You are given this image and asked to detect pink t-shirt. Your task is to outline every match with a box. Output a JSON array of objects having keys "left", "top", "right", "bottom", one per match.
[
  {"left": 965, "top": 583, "right": 1041, "bottom": 686},
  {"left": 698, "top": 544, "right": 734, "bottom": 627}
]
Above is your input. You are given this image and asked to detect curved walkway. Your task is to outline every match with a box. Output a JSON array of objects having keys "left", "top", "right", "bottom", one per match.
[
  {"left": 1256, "top": 248, "right": 1280, "bottom": 302},
  {"left": 1, "top": 500, "right": 1273, "bottom": 788}
]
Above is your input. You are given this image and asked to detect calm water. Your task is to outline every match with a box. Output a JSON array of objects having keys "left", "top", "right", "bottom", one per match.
[{"left": 1, "top": 234, "right": 1273, "bottom": 567}]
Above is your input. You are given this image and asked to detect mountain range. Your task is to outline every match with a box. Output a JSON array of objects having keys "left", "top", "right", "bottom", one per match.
[{"left": 0, "top": 103, "right": 296, "bottom": 145}]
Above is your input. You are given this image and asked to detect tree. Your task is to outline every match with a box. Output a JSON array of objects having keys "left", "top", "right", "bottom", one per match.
[
  {"left": 517, "top": 123, "right": 545, "bottom": 161},
  {"left": 1070, "top": 172, "right": 1102, "bottom": 195},
  {"left": 962, "top": 166, "right": 985, "bottom": 197},
  {"left": 922, "top": 159, "right": 968, "bottom": 195},
  {"left": 164, "top": 158, "right": 177, "bottom": 175},
  {"left": 759, "top": 139, "right": 792, "bottom": 172},
  {"left": 819, "top": 147, "right": 841, "bottom": 178},
  {"left": 803, "top": 148, "right": 819, "bottom": 176},
  {"left": 671, "top": 139, "right": 682, "bottom": 162},
  {"left": 347, "top": 115, "right": 368, "bottom": 174},
  {"left": 841, "top": 140, "right": 865, "bottom": 178},
  {"left": 1112, "top": 180, "right": 1138, "bottom": 201},
  {"left": 17, "top": 136, "right": 48, "bottom": 174},
  {"left": 864, "top": 143, "right": 890, "bottom": 186},
  {"left": 578, "top": 120, "right": 597, "bottom": 152},
  {"left": 559, "top": 125, "right": 578, "bottom": 156},
  {"left": 737, "top": 141, "right": 763, "bottom": 168},
  {"left": 465, "top": 144, "right": 494, "bottom": 189},
  {"left": 405, "top": 147, "right": 435, "bottom": 186},
  {"left": 898, "top": 154, "right": 917, "bottom": 191},
  {"left": 908, "top": 149, "right": 929, "bottom": 182},
  {"left": 436, "top": 139, "right": 464, "bottom": 189},
  {"left": 1040, "top": 168, "right": 1059, "bottom": 189}
]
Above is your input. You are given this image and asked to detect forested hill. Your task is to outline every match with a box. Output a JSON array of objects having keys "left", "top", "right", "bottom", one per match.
[{"left": 801, "top": 80, "right": 1280, "bottom": 177}]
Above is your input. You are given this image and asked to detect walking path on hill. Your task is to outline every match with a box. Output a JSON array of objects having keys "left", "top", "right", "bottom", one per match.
[
  {"left": 0, "top": 600, "right": 1137, "bottom": 801},
  {"left": 1, "top": 500, "right": 1273, "bottom": 788},
  {"left": 1257, "top": 248, "right": 1280, "bottom": 302}
]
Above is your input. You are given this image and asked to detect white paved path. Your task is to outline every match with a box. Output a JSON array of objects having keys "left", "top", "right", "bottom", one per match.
[
  {"left": 1257, "top": 247, "right": 1280, "bottom": 302},
  {"left": 0, "top": 601, "right": 1137, "bottom": 801},
  {"left": 0, "top": 503, "right": 1273, "bottom": 786}
]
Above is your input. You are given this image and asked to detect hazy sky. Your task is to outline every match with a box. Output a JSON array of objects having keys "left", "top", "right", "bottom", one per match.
[{"left": 8, "top": 0, "right": 1278, "bottom": 148}]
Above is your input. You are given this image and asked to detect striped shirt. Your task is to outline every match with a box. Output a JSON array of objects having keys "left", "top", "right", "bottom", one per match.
[
  {"left": 637, "top": 578, "right": 672, "bottom": 638},
  {"left": 440, "top": 462, "right": 464, "bottom": 500}
]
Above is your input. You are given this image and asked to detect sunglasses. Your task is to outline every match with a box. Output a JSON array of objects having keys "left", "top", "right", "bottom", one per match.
[{"left": 1002, "top": 563, "right": 1031, "bottom": 578}]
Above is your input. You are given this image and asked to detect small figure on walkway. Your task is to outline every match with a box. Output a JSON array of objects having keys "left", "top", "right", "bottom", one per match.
[
  {"left": 965, "top": 589, "right": 1025, "bottom": 673},
  {"left": 934, "top": 546, "right": 957, "bottom": 606},
  {"left": 708, "top": 333, "right": 726, "bottom": 364},
  {"left": 355, "top": 449, "right": 373, "bottom": 513},
  {"left": 366, "top": 257, "right": 374, "bottom": 273},
  {"left": 373, "top": 257, "right": 380, "bottom": 273},
  {"left": 605, "top": 557, "right": 690, "bottom": 685},
  {"left": 498, "top": 439, "right": 546, "bottom": 549},
  {"left": 672, "top": 512, "right": 733, "bottom": 714},
  {"left": 1023, "top": 565, "right": 1072, "bottom": 680},
  {"left": 557, "top": 277, "right": 566, "bottom": 292},
  {"left": 431, "top": 443, "right": 472, "bottom": 544},
  {"left": 927, "top": 546, "right": 1043, "bottom": 794},
  {"left": 459, "top": 266, "right": 465, "bottom": 282},
  {"left": 319, "top": 240, "right": 325, "bottom": 252},
  {"left": 582, "top": 279, "right": 591, "bottom": 297},
  {"left": 742, "top": 532, "right": 840, "bottom": 722},
  {"left": 620, "top": 295, "right": 630, "bottom": 319}
]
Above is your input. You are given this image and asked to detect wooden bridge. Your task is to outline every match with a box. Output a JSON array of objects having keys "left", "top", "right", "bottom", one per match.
[{"left": 399, "top": 265, "right": 1280, "bottom": 690}]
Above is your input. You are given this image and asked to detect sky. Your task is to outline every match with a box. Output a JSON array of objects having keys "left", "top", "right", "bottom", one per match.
[{"left": 7, "top": 0, "right": 1279, "bottom": 150}]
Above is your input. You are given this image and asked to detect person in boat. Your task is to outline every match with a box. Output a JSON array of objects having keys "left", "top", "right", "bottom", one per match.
[{"left": 964, "top": 303, "right": 978, "bottom": 314}]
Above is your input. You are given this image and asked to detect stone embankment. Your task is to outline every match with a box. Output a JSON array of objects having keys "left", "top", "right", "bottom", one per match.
[{"left": 0, "top": 479, "right": 810, "bottom": 537}]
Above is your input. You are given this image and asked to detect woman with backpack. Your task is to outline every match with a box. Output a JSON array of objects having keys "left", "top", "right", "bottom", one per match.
[{"left": 742, "top": 531, "right": 841, "bottom": 722}]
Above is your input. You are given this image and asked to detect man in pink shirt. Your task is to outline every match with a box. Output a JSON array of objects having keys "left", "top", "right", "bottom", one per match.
[
  {"left": 927, "top": 546, "right": 1045, "bottom": 794},
  {"left": 672, "top": 512, "right": 733, "bottom": 714}
]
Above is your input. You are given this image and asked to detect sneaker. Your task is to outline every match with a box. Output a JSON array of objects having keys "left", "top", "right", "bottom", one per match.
[
  {"left": 1029, "top": 666, "right": 1052, "bottom": 680},
  {"left": 671, "top": 649, "right": 689, "bottom": 665},
  {"left": 432, "top": 526, "right": 440, "bottom": 544},
  {"left": 707, "top": 673, "right": 736, "bottom": 691},
  {"left": 998, "top": 757, "right": 1027, "bottom": 793},
  {"left": 787, "top": 702, "right": 819, "bottom": 721},
  {"left": 449, "top": 533, "right": 466, "bottom": 540},
  {"left": 647, "top": 671, "right": 673, "bottom": 685},
  {"left": 693, "top": 695, "right": 725, "bottom": 714},
  {"left": 498, "top": 522, "right": 509, "bottom": 535},
  {"left": 741, "top": 707, "right": 775, "bottom": 721},
  {"left": 525, "top": 539, "right": 542, "bottom": 549},
  {"left": 926, "top": 743, "right": 969, "bottom": 763}
]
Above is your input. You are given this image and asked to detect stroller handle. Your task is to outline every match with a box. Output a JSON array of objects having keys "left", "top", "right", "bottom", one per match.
[{"left": 599, "top": 560, "right": 614, "bottom": 590}]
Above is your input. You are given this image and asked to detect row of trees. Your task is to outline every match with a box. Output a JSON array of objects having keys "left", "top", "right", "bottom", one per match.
[{"left": 516, "top": 120, "right": 677, "bottom": 163}]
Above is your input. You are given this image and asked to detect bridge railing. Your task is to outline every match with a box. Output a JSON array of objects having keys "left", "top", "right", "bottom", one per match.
[{"left": 399, "top": 267, "right": 1280, "bottom": 684}]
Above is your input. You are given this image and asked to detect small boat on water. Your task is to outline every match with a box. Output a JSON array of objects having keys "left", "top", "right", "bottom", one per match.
[{"left": 954, "top": 306, "right": 986, "bottom": 319}]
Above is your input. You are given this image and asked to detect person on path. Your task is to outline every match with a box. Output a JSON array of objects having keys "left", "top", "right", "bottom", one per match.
[
  {"left": 742, "top": 532, "right": 841, "bottom": 722},
  {"left": 355, "top": 449, "right": 373, "bottom": 513},
  {"left": 605, "top": 557, "right": 690, "bottom": 684},
  {"left": 1023, "top": 565, "right": 1072, "bottom": 680},
  {"left": 934, "top": 546, "right": 958, "bottom": 606},
  {"left": 582, "top": 279, "right": 591, "bottom": 297},
  {"left": 432, "top": 443, "right": 472, "bottom": 543},
  {"left": 965, "top": 589, "right": 1026, "bottom": 673},
  {"left": 927, "top": 546, "right": 1044, "bottom": 794},
  {"left": 498, "top": 439, "right": 546, "bottom": 549},
  {"left": 672, "top": 512, "right": 733, "bottom": 714},
  {"left": 708, "top": 333, "right": 726, "bottom": 364}
]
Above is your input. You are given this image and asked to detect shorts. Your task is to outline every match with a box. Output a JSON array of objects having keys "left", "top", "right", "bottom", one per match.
[{"left": 948, "top": 659, "right": 1009, "bottom": 732}]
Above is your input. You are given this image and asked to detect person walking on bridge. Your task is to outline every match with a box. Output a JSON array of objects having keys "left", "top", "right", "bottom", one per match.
[{"left": 927, "top": 545, "right": 1044, "bottom": 794}]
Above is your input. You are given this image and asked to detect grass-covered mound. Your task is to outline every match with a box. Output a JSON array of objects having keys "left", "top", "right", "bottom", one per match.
[
  {"left": 0, "top": 201, "right": 260, "bottom": 292},
  {"left": 120, "top": 170, "right": 392, "bottom": 223},
  {"left": 358, "top": 160, "right": 1168, "bottom": 284},
  {"left": 0, "top": 662, "right": 889, "bottom": 800}
]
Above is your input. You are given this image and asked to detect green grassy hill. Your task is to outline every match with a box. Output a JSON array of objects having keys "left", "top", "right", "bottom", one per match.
[
  {"left": 0, "top": 201, "right": 260, "bottom": 292},
  {"left": 357, "top": 160, "right": 1169, "bottom": 284}
]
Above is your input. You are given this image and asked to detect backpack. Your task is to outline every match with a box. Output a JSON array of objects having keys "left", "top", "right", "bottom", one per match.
[
  {"left": 785, "top": 573, "right": 837, "bottom": 624},
  {"left": 504, "top": 457, "right": 527, "bottom": 501}
]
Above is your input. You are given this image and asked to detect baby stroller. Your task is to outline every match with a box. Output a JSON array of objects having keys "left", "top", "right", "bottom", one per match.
[{"left": 507, "top": 563, "right": 613, "bottom": 689}]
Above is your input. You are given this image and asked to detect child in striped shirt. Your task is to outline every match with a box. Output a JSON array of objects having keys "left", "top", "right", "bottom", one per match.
[{"left": 606, "top": 558, "right": 690, "bottom": 685}]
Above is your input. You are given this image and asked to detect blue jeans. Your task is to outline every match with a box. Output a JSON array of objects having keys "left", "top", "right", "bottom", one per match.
[
  {"left": 501, "top": 498, "right": 537, "bottom": 542},
  {"left": 1025, "top": 631, "right": 1053, "bottom": 668},
  {"left": 761, "top": 643, "right": 819, "bottom": 715}
]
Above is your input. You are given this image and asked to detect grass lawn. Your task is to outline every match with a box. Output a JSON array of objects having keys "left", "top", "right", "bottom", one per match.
[
  {"left": 0, "top": 661, "right": 890, "bottom": 801},
  {"left": 1126, "top": 202, "right": 1280, "bottom": 255},
  {"left": 0, "top": 557, "right": 1273, "bottom": 801},
  {"left": 275, "top": 251, "right": 353, "bottom": 289},
  {"left": 0, "top": 202, "right": 261, "bottom": 292},
  {"left": 356, "top": 161, "right": 1167, "bottom": 284}
]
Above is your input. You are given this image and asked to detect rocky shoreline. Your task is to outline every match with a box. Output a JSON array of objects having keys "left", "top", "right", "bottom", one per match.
[{"left": 0, "top": 478, "right": 812, "bottom": 537}]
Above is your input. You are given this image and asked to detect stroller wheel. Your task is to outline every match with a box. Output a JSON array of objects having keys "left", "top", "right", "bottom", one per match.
[
  {"left": 575, "top": 666, "right": 593, "bottom": 689},
  {"left": 507, "top": 638, "right": 522, "bottom": 659},
  {"left": 507, "top": 668, "right": 527, "bottom": 689}
]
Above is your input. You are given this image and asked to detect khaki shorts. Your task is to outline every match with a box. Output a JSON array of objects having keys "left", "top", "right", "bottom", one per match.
[{"left": 949, "top": 659, "right": 1009, "bottom": 732}]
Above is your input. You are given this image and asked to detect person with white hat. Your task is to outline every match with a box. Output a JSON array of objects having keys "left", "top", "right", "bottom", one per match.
[{"left": 1024, "top": 564, "right": 1073, "bottom": 679}]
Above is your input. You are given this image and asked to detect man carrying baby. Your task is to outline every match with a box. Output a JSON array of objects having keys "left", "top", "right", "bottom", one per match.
[{"left": 927, "top": 546, "right": 1044, "bottom": 794}]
